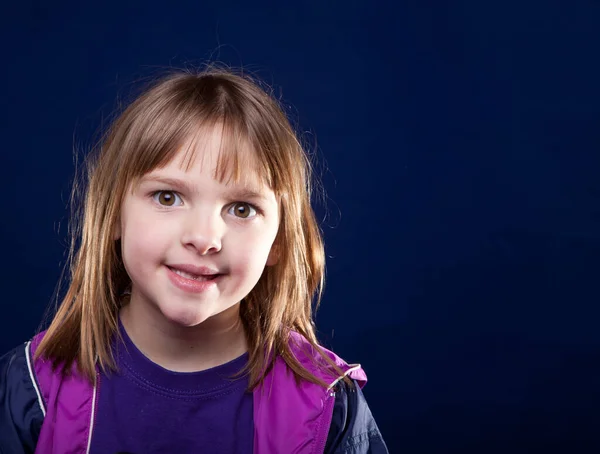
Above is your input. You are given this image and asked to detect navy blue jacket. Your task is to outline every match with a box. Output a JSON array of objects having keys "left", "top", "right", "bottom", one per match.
[{"left": 0, "top": 342, "right": 388, "bottom": 453}]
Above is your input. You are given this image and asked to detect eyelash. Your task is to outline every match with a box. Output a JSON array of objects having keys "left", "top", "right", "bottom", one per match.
[{"left": 149, "top": 190, "right": 262, "bottom": 219}]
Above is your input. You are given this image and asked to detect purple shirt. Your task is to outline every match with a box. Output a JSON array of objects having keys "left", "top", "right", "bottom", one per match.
[{"left": 90, "top": 323, "right": 253, "bottom": 454}]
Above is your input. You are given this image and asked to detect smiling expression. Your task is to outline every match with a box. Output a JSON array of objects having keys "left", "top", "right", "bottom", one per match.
[{"left": 115, "top": 127, "right": 280, "bottom": 329}]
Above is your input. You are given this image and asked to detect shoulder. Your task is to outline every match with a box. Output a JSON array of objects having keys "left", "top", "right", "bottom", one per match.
[
  {"left": 286, "top": 333, "right": 388, "bottom": 452},
  {"left": 324, "top": 379, "right": 389, "bottom": 454},
  {"left": 287, "top": 332, "right": 367, "bottom": 387},
  {"left": 0, "top": 339, "right": 45, "bottom": 452}
]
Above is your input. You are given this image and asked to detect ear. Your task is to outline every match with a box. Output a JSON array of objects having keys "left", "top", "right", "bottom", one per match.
[{"left": 266, "top": 243, "right": 279, "bottom": 266}]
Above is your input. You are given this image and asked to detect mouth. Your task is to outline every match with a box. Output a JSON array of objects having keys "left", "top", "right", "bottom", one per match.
[{"left": 167, "top": 266, "right": 222, "bottom": 282}]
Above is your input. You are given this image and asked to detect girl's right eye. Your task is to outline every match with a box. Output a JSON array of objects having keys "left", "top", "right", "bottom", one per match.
[{"left": 152, "top": 191, "right": 183, "bottom": 207}]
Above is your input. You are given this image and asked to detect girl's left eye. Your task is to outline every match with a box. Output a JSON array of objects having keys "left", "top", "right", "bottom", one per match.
[
  {"left": 228, "top": 202, "right": 257, "bottom": 219},
  {"left": 152, "top": 191, "right": 183, "bottom": 207}
]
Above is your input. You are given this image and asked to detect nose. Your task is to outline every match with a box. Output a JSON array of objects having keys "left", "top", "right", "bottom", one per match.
[{"left": 180, "top": 208, "right": 223, "bottom": 255}]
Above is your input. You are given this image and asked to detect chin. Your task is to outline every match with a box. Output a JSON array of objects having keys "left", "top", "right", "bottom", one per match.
[{"left": 160, "top": 306, "right": 214, "bottom": 328}]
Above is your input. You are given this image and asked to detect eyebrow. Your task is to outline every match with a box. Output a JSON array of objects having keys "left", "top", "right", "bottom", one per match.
[{"left": 139, "top": 175, "right": 270, "bottom": 202}]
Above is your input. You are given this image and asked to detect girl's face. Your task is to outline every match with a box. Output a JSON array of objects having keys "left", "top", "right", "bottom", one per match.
[{"left": 116, "top": 128, "right": 280, "bottom": 330}]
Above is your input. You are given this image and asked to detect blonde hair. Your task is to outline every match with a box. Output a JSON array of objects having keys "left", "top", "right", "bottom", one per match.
[{"left": 36, "top": 67, "right": 339, "bottom": 389}]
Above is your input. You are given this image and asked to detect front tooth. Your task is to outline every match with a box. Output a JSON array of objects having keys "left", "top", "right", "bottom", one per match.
[{"left": 175, "top": 269, "right": 200, "bottom": 280}]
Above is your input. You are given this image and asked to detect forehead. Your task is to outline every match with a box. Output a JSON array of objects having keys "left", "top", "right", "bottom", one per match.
[{"left": 149, "top": 123, "right": 271, "bottom": 191}]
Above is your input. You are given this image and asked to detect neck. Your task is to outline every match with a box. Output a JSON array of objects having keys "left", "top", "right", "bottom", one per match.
[{"left": 119, "top": 301, "right": 247, "bottom": 373}]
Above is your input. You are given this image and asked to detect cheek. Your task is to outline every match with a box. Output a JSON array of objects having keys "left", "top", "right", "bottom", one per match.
[
  {"left": 121, "top": 216, "right": 171, "bottom": 265},
  {"left": 228, "top": 229, "right": 278, "bottom": 273}
]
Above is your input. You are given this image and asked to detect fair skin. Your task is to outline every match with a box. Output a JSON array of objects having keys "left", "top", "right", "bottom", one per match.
[{"left": 115, "top": 127, "right": 280, "bottom": 372}]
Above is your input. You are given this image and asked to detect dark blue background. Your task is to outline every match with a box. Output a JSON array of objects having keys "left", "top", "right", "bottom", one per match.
[{"left": 2, "top": 1, "right": 599, "bottom": 452}]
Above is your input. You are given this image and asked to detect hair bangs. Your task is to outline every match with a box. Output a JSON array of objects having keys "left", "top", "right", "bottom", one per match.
[
  {"left": 174, "top": 118, "right": 274, "bottom": 193},
  {"left": 119, "top": 75, "right": 278, "bottom": 195}
]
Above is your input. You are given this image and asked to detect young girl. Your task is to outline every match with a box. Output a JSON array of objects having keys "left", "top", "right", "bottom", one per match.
[{"left": 0, "top": 68, "right": 388, "bottom": 454}]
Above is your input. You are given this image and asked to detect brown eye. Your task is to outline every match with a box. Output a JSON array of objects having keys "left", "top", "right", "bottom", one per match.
[
  {"left": 154, "top": 191, "right": 181, "bottom": 207},
  {"left": 230, "top": 202, "right": 257, "bottom": 219}
]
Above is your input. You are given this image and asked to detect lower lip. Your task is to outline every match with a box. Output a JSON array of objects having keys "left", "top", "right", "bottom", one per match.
[{"left": 166, "top": 266, "right": 221, "bottom": 294}]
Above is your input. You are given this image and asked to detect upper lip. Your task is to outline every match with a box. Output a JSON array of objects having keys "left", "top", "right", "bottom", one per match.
[{"left": 168, "top": 264, "right": 221, "bottom": 276}]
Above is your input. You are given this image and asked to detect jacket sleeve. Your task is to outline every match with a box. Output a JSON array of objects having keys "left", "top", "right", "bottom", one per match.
[
  {"left": 0, "top": 343, "right": 44, "bottom": 454},
  {"left": 325, "top": 379, "right": 389, "bottom": 454}
]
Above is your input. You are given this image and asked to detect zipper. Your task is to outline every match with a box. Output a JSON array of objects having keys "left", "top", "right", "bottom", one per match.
[
  {"left": 314, "top": 390, "right": 336, "bottom": 454},
  {"left": 85, "top": 372, "right": 100, "bottom": 454}
]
